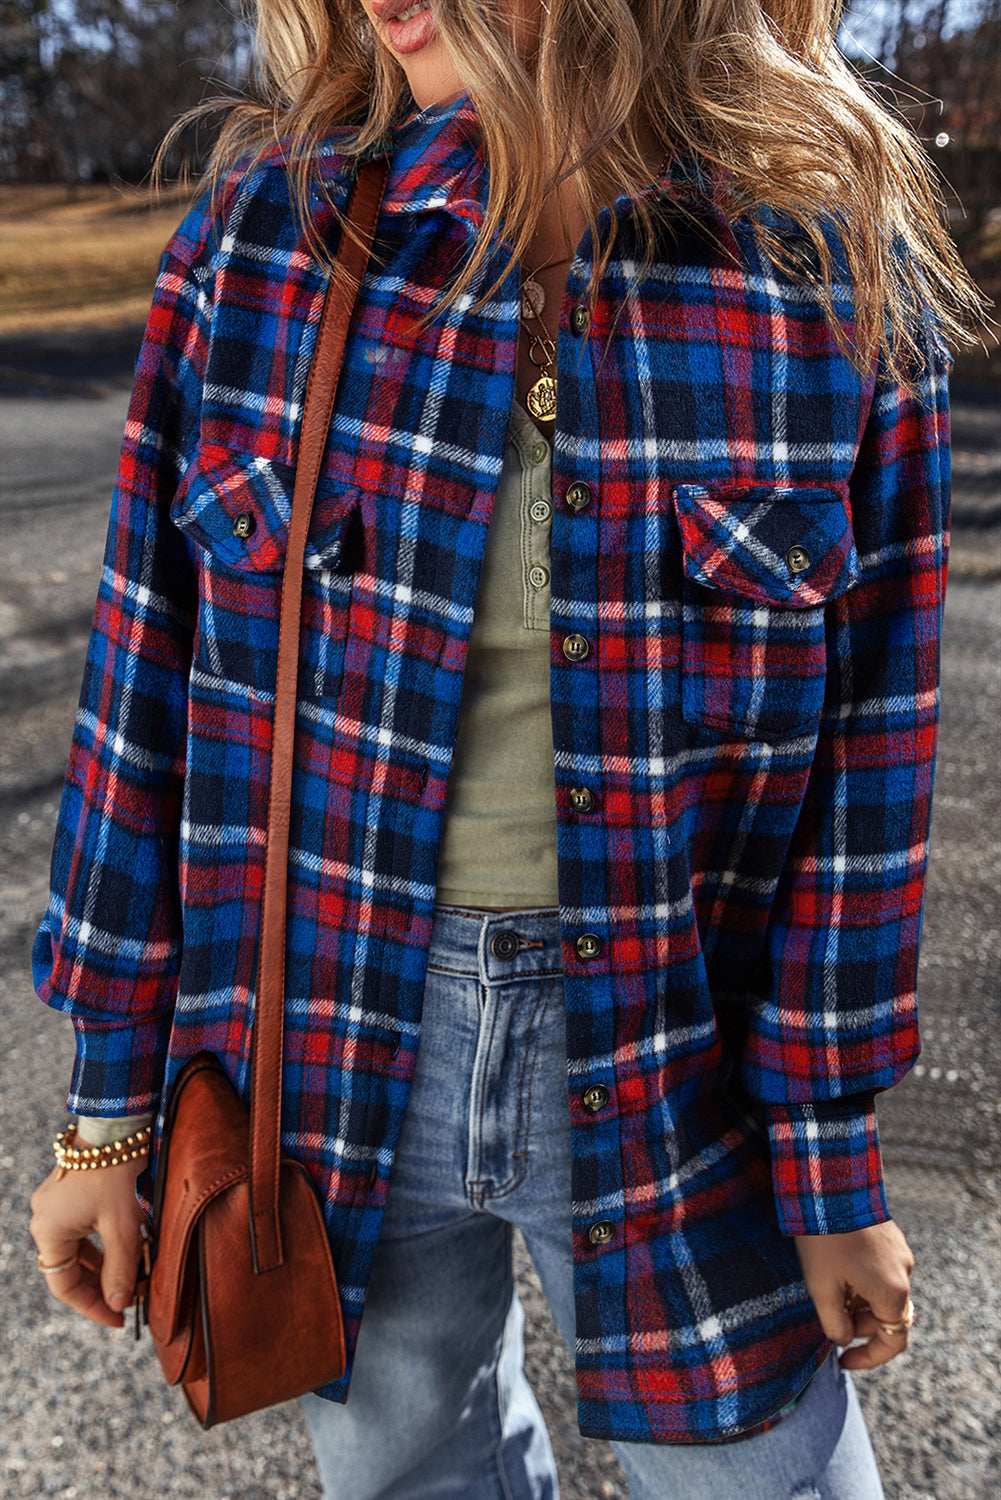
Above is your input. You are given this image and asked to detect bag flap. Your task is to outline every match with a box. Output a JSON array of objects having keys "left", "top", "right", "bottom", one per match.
[
  {"left": 171, "top": 444, "right": 359, "bottom": 574},
  {"left": 673, "top": 482, "right": 859, "bottom": 607},
  {"left": 147, "top": 1055, "right": 250, "bottom": 1346}
]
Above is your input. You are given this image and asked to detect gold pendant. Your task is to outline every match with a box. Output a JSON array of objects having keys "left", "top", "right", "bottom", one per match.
[{"left": 526, "top": 373, "right": 557, "bottom": 422}]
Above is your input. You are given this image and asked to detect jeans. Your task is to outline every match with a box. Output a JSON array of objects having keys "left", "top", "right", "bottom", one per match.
[{"left": 302, "top": 905, "right": 884, "bottom": 1500}]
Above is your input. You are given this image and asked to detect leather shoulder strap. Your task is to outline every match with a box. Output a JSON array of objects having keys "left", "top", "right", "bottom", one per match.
[{"left": 250, "top": 158, "right": 389, "bottom": 1273}]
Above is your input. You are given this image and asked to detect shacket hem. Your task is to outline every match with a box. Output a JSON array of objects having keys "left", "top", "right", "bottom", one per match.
[{"left": 574, "top": 1336, "right": 831, "bottom": 1445}]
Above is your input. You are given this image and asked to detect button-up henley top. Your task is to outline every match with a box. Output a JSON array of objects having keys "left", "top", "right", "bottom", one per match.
[{"left": 436, "top": 398, "right": 560, "bottom": 907}]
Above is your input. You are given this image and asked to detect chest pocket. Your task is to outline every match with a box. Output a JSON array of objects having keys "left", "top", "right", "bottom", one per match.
[
  {"left": 171, "top": 445, "right": 359, "bottom": 700},
  {"left": 673, "top": 482, "right": 859, "bottom": 741}
]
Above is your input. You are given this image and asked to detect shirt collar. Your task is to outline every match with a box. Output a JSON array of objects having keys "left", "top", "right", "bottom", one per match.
[
  {"left": 328, "top": 88, "right": 703, "bottom": 235},
  {"left": 381, "top": 89, "right": 488, "bottom": 228}
]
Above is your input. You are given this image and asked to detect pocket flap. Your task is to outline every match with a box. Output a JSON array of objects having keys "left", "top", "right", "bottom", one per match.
[
  {"left": 147, "top": 1055, "right": 249, "bottom": 1348},
  {"left": 673, "top": 482, "right": 859, "bottom": 607},
  {"left": 171, "top": 445, "right": 358, "bottom": 574}
]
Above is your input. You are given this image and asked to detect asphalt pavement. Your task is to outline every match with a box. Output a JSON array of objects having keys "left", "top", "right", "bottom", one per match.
[{"left": 1, "top": 338, "right": 998, "bottom": 1500}]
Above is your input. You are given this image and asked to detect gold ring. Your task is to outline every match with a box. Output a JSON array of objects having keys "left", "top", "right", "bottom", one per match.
[
  {"left": 36, "top": 1254, "right": 79, "bottom": 1276},
  {"left": 876, "top": 1297, "right": 915, "bottom": 1336}
]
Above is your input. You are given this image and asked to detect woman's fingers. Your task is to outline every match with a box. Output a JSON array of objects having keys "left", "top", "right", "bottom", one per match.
[
  {"left": 29, "top": 1160, "right": 146, "bottom": 1328},
  {"left": 793, "top": 1220, "right": 915, "bottom": 1368},
  {"left": 840, "top": 1304, "right": 912, "bottom": 1369},
  {"left": 32, "top": 1231, "right": 124, "bottom": 1328},
  {"left": 804, "top": 1275, "right": 857, "bottom": 1348},
  {"left": 95, "top": 1211, "right": 144, "bottom": 1313},
  {"left": 837, "top": 1296, "right": 913, "bottom": 1369}
]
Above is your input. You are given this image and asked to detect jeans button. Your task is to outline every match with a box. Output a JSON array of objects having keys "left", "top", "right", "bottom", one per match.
[{"left": 491, "top": 930, "right": 520, "bottom": 960}]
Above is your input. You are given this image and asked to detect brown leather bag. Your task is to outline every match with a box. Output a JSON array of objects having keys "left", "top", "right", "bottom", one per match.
[{"left": 144, "top": 157, "right": 389, "bottom": 1428}]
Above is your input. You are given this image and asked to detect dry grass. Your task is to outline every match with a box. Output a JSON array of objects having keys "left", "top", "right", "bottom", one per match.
[{"left": 0, "top": 183, "right": 195, "bottom": 334}]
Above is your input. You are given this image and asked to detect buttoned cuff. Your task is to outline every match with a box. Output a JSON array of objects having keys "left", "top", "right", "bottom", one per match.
[
  {"left": 66, "top": 1014, "right": 173, "bottom": 1119},
  {"left": 767, "top": 1096, "right": 889, "bottom": 1236}
]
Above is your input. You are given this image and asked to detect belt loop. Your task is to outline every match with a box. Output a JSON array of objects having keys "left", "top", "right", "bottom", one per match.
[{"left": 477, "top": 912, "right": 492, "bottom": 989}]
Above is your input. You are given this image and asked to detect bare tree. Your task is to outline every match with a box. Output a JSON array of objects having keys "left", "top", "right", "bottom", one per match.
[
  {"left": 841, "top": 0, "right": 1001, "bottom": 237},
  {"left": 1, "top": 0, "right": 251, "bottom": 182}
]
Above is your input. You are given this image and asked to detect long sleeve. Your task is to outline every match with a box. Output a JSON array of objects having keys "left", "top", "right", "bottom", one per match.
[
  {"left": 746, "top": 318, "right": 951, "bottom": 1235},
  {"left": 32, "top": 193, "right": 218, "bottom": 1118}
]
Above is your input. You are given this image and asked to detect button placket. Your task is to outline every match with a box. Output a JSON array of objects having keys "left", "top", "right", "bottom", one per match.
[{"left": 516, "top": 415, "right": 553, "bottom": 632}]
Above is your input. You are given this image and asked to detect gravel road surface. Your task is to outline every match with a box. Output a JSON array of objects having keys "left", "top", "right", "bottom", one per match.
[{"left": 1, "top": 340, "right": 997, "bottom": 1500}]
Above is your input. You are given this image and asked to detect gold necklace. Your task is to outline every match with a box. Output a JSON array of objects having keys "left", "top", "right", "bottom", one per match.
[
  {"left": 518, "top": 152, "right": 669, "bottom": 423},
  {"left": 519, "top": 253, "right": 568, "bottom": 424}
]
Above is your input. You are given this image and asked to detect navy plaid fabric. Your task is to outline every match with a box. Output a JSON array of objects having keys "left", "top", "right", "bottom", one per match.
[{"left": 34, "top": 92, "right": 950, "bottom": 1442}]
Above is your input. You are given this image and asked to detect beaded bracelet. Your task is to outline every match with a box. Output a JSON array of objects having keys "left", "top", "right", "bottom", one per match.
[{"left": 53, "top": 1122, "right": 152, "bottom": 1178}]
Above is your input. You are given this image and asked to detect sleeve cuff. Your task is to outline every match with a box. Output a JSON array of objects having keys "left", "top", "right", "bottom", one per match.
[
  {"left": 74, "top": 1112, "right": 155, "bottom": 1145},
  {"left": 66, "top": 1013, "right": 174, "bottom": 1118},
  {"left": 767, "top": 1096, "right": 889, "bottom": 1236}
]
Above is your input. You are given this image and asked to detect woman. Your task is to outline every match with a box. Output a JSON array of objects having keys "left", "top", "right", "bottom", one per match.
[{"left": 29, "top": 0, "right": 979, "bottom": 1495}]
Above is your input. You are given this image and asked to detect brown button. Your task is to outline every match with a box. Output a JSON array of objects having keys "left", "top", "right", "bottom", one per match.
[
  {"left": 571, "top": 305, "right": 590, "bottom": 336},
  {"left": 565, "top": 481, "right": 592, "bottom": 512},
  {"left": 232, "top": 511, "right": 255, "bottom": 539},
  {"left": 582, "top": 1084, "right": 610, "bottom": 1112},
  {"left": 588, "top": 1220, "right": 615, "bottom": 1246},
  {"left": 562, "top": 633, "right": 590, "bottom": 662},
  {"left": 569, "top": 786, "right": 594, "bottom": 813},
  {"left": 786, "top": 544, "right": 811, "bottom": 574},
  {"left": 576, "top": 933, "right": 603, "bottom": 960}
]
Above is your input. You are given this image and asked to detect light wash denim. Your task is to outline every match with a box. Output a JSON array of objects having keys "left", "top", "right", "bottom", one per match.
[{"left": 301, "top": 905, "right": 884, "bottom": 1500}]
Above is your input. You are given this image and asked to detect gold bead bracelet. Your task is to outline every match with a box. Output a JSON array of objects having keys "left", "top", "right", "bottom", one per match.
[{"left": 53, "top": 1122, "right": 152, "bottom": 1179}]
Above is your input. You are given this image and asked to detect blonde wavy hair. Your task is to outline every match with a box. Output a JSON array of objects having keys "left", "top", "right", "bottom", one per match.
[{"left": 165, "top": 0, "right": 985, "bottom": 379}]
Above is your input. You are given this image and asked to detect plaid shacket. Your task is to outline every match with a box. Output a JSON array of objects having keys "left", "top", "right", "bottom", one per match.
[{"left": 34, "top": 91, "right": 950, "bottom": 1443}]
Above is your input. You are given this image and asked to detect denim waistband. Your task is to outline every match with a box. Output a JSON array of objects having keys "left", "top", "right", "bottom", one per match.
[{"left": 429, "top": 904, "right": 563, "bottom": 984}]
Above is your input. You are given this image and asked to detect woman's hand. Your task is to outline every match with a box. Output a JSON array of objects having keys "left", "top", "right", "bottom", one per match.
[
  {"left": 29, "top": 1150, "right": 147, "bottom": 1329},
  {"left": 794, "top": 1219, "right": 915, "bottom": 1370}
]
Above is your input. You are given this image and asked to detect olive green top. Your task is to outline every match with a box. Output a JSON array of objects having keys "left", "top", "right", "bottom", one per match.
[{"left": 433, "top": 400, "right": 560, "bottom": 908}]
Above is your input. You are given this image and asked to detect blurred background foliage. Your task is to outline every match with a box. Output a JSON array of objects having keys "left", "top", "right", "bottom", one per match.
[
  {"left": 0, "top": 0, "right": 997, "bottom": 354},
  {"left": 0, "top": 0, "right": 252, "bottom": 183}
]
